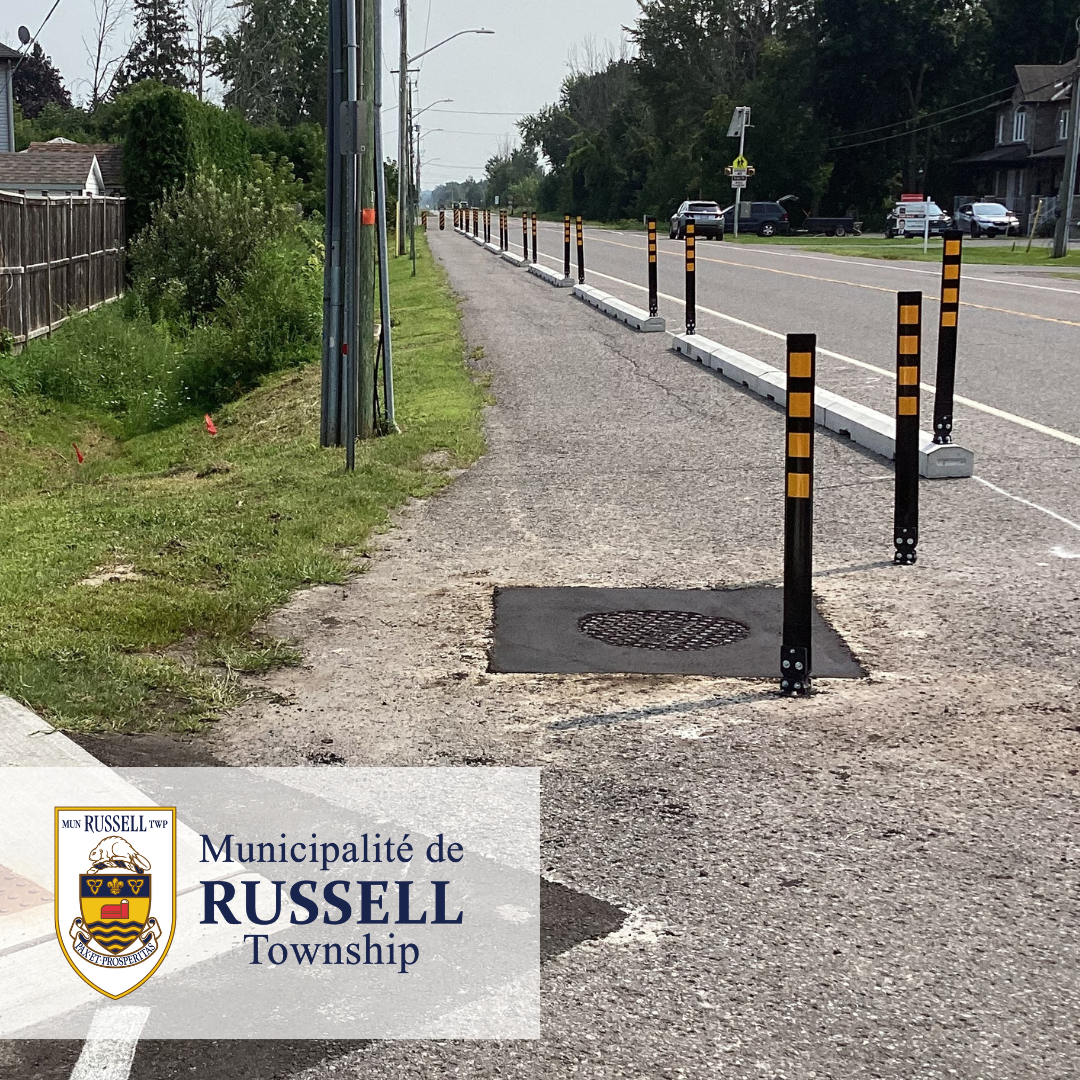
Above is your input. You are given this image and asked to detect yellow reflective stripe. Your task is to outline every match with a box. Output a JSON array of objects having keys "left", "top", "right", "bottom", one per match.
[
  {"left": 898, "top": 365, "right": 919, "bottom": 385},
  {"left": 945, "top": 240, "right": 961, "bottom": 257},
  {"left": 943, "top": 288, "right": 959, "bottom": 303},
  {"left": 942, "top": 311, "right": 957, "bottom": 327},
  {"left": 788, "top": 352, "right": 813, "bottom": 378},
  {"left": 789, "top": 392, "right": 812, "bottom": 418},
  {"left": 788, "top": 432, "right": 811, "bottom": 458},
  {"left": 899, "top": 335, "right": 919, "bottom": 355},
  {"left": 898, "top": 397, "right": 919, "bottom": 416},
  {"left": 944, "top": 264, "right": 960, "bottom": 280},
  {"left": 899, "top": 305, "right": 920, "bottom": 324},
  {"left": 787, "top": 473, "right": 810, "bottom": 498}
]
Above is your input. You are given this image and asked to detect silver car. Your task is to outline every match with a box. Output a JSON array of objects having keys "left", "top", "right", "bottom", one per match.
[
  {"left": 669, "top": 200, "right": 725, "bottom": 240},
  {"left": 954, "top": 201, "right": 1020, "bottom": 238}
]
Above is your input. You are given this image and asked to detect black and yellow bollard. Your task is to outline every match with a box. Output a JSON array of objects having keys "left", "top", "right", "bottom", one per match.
[
  {"left": 563, "top": 214, "right": 572, "bottom": 279},
  {"left": 647, "top": 216, "right": 658, "bottom": 318},
  {"left": 933, "top": 231, "right": 962, "bottom": 444},
  {"left": 576, "top": 216, "right": 585, "bottom": 284},
  {"left": 522, "top": 212, "right": 528, "bottom": 259},
  {"left": 531, "top": 212, "right": 538, "bottom": 264},
  {"left": 501, "top": 209, "right": 507, "bottom": 250},
  {"left": 483, "top": 209, "right": 489, "bottom": 244},
  {"left": 894, "top": 292, "right": 922, "bottom": 565},
  {"left": 422, "top": 210, "right": 428, "bottom": 229},
  {"left": 685, "top": 220, "right": 696, "bottom": 334},
  {"left": 473, "top": 207, "right": 478, "bottom": 237},
  {"left": 780, "top": 334, "right": 816, "bottom": 697},
  {"left": 439, "top": 209, "right": 445, "bottom": 231}
]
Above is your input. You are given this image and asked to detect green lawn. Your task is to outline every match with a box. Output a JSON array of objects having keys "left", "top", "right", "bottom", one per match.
[{"left": 0, "top": 237, "right": 486, "bottom": 735}]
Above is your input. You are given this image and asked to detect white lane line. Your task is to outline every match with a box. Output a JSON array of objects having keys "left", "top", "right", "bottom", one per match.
[
  {"left": 537, "top": 222, "right": 1080, "bottom": 297},
  {"left": 971, "top": 477, "right": 1080, "bottom": 533},
  {"left": 535, "top": 251, "right": 1080, "bottom": 449},
  {"left": 69, "top": 1006, "right": 150, "bottom": 1080}
]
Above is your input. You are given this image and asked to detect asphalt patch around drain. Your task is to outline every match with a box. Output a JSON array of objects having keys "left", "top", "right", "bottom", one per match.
[{"left": 489, "top": 586, "right": 864, "bottom": 678}]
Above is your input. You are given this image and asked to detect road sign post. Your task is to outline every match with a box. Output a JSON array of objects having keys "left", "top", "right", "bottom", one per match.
[
  {"left": 647, "top": 216, "right": 658, "bottom": 317},
  {"left": 933, "top": 232, "right": 963, "bottom": 444},
  {"left": 684, "top": 220, "right": 696, "bottom": 334},
  {"left": 894, "top": 292, "right": 922, "bottom": 564},
  {"left": 727, "top": 106, "right": 751, "bottom": 239},
  {"left": 576, "top": 216, "right": 585, "bottom": 284},
  {"left": 781, "top": 333, "right": 816, "bottom": 697}
]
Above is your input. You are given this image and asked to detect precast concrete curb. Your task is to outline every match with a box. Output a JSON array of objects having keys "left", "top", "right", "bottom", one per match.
[
  {"left": 484, "top": 242, "right": 502, "bottom": 255},
  {"left": 528, "top": 264, "right": 574, "bottom": 288},
  {"left": 672, "top": 333, "right": 974, "bottom": 479},
  {"left": 0, "top": 694, "right": 99, "bottom": 767},
  {"left": 501, "top": 251, "right": 529, "bottom": 268},
  {"left": 572, "top": 283, "right": 666, "bottom": 333}
]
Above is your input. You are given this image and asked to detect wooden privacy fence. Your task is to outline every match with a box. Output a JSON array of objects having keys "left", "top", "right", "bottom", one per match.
[{"left": 0, "top": 192, "right": 125, "bottom": 346}]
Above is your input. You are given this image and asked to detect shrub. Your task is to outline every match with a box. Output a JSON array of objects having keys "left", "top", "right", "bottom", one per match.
[{"left": 128, "top": 161, "right": 303, "bottom": 324}]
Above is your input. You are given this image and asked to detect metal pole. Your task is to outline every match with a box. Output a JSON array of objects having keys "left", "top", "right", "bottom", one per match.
[
  {"left": 575, "top": 215, "right": 584, "bottom": 283},
  {"left": 358, "top": 0, "right": 376, "bottom": 442},
  {"left": 343, "top": 0, "right": 359, "bottom": 469},
  {"left": 932, "top": 231, "right": 962, "bottom": 444},
  {"left": 563, "top": 214, "right": 571, "bottom": 279},
  {"left": 373, "top": 0, "right": 396, "bottom": 433},
  {"left": 684, "top": 220, "right": 696, "bottom": 334},
  {"left": 396, "top": 0, "right": 407, "bottom": 255},
  {"left": 647, "top": 216, "right": 658, "bottom": 317},
  {"left": 894, "top": 292, "right": 922, "bottom": 564},
  {"left": 733, "top": 115, "right": 746, "bottom": 240},
  {"left": 780, "top": 333, "right": 816, "bottom": 697},
  {"left": 1052, "top": 28, "right": 1080, "bottom": 259},
  {"left": 531, "top": 212, "right": 537, "bottom": 263}
]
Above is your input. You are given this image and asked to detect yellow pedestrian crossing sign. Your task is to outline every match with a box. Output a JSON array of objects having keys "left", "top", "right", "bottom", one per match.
[{"left": 732, "top": 155, "right": 748, "bottom": 169}]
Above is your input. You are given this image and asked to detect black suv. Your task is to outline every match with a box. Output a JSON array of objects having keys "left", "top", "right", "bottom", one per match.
[{"left": 721, "top": 201, "right": 791, "bottom": 237}]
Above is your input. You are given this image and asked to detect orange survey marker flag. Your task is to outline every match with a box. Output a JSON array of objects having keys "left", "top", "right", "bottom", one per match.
[
  {"left": 72, "top": 443, "right": 84, "bottom": 463},
  {"left": 204, "top": 415, "right": 218, "bottom": 436}
]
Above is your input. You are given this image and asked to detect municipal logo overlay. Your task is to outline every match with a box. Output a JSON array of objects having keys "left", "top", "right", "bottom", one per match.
[{"left": 55, "top": 807, "right": 176, "bottom": 999}]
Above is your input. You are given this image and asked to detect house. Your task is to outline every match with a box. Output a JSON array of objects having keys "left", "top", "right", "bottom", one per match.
[
  {"left": 25, "top": 139, "right": 124, "bottom": 194},
  {"left": 0, "top": 151, "right": 105, "bottom": 196},
  {"left": 1, "top": 42, "right": 17, "bottom": 154},
  {"left": 960, "top": 60, "right": 1078, "bottom": 230}
]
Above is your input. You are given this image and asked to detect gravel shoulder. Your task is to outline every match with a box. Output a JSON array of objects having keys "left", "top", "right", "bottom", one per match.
[{"left": 212, "top": 229, "right": 1080, "bottom": 1079}]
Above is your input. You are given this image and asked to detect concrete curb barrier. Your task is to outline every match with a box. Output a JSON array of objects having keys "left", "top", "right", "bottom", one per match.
[
  {"left": 469, "top": 234, "right": 485, "bottom": 246},
  {"left": 528, "top": 263, "right": 574, "bottom": 288},
  {"left": 0, "top": 694, "right": 99, "bottom": 766},
  {"left": 572, "top": 283, "right": 667, "bottom": 333},
  {"left": 672, "top": 333, "right": 974, "bottom": 479},
  {"left": 484, "top": 242, "right": 501, "bottom": 255},
  {"left": 501, "top": 251, "right": 528, "bottom": 268}
]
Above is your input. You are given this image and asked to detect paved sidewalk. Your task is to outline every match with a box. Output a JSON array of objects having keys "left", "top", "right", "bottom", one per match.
[{"left": 211, "top": 230, "right": 1079, "bottom": 1079}]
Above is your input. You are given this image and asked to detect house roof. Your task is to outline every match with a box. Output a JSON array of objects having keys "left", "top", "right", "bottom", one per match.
[
  {"left": 0, "top": 42, "right": 21, "bottom": 62},
  {"left": 958, "top": 144, "right": 1032, "bottom": 166},
  {"left": 26, "top": 140, "right": 125, "bottom": 191},
  {"left": 0, "top": 152, "right": 102, "bottom": 191},
  {"left": 1015, "top": 61, "right": 1076, "bottom": 103}
]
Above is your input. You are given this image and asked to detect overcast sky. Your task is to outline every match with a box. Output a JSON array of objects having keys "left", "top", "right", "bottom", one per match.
[{"left": 4, "top": 0, "right": 643, "bottom": 187}]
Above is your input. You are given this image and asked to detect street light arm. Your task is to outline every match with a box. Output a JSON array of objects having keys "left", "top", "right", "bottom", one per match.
[
  {"left": 409, "top": 28, "right": 494, "bottom": 64},
  {"left": 413, "top": 98, "right": 452, "bottom": 120}
]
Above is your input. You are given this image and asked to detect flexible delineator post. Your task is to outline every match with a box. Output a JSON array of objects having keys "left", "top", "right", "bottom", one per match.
[
  {"left": 563, "top": 214, "right": 571, "bottom": 279},
  {"left": 780, "top": 333, "right": 816, "bottom": 697},
  {"left": 522, "top": 212, "right": 528, "bottom": 258},
  {"left": 933, "top": 231, "right": 962, "bottom": 444},
  {"left": 439, "top": 209, "right": 444, "bottom": 230},
  {"left": 685, "top": 220, "right": 696, "bottom": 335},
  {"left": 894, "top": 291, "right": 922, "bottom": 565},
  {"left": 647, "top": 216, "right": 658, "bottom": 318},
  {"left": 576, "top": 216, "right": 585, "bottom": 284},
  {"left": 531, "top": 212, "right": 538, "bottom": 264}
]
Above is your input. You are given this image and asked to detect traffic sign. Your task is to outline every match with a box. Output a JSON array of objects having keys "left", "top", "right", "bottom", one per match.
[
  {"left": 730, "top": 177, "right": 747, "bottom": 189},
  {"left": 733, "top": 155, "right": 749, "bottom": 169}
]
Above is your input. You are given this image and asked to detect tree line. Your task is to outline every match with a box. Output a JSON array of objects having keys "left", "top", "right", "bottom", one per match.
[{"left": 457, "top": 0, "right": 1080, "bottom": 227}]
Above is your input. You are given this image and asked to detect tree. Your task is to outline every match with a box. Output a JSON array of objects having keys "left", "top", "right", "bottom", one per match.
[
  {"left": 12, "top": 43, "right": 72, "bottom": 119},
  {"left": 186, "top": 0, "right": 226, "bottom": 101},
  {"left": 117, "top": 0, "right": 193, "bottom": 90},
  {"left": 85, "top": 0, "right": 130, "bottom": 110},
  {"left": 211, "top": 0, "right": 325, "bottom": 126}
]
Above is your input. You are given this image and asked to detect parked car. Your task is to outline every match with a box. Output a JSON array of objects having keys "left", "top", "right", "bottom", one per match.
[
  {"left": 669, "top": 200, "right": 725, "bottom": 239},
  {"left": 885, "top": 200, "right": 953, "bottom": 238},
  {"left": 953, "top": 201, "right": 1021, "bottom": 238},
  {"left": 720, "top": 200, "right": 791, "bottom": 237}
]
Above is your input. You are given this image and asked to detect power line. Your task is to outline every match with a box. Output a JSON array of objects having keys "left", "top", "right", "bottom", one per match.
[
  {"left": 829, "top": 99, "right": 1005, "bottom": 151},
  {"left": 427, "top": 108, "right": 528, "bottom": 116}
]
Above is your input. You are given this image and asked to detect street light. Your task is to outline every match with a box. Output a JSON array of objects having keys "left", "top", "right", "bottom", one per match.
[
  {"left": 396, "top": 19, "right": 495, "bottom": 254},
  {"left": 414, "top": 98, "right": 452, "bottom": 120}
]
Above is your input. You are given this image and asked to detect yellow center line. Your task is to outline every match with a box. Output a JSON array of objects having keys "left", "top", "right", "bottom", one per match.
[{"left": 568, "top": 230, "right": 1080, "bottom": 329}]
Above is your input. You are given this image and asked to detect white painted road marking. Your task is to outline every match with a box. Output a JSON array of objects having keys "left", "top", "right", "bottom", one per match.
[{"left": 69, "top": 1007, "right": 150, "bottom": 1080}]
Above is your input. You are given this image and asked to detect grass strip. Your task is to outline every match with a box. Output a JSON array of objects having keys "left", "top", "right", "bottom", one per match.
[{"left": 0, "top": 235, "right": 485, "bottom": 734}]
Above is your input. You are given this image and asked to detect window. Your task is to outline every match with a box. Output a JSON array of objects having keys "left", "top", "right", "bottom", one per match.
[
  {"left": 997, "top": 111, "right": 1007, "bottom": 145},
  {"left": 1012, "top": 107, "right": 1026, "bottom": 143},
  {"left": 1060, "top": 109, "right": 1069, "bottom": 142}
]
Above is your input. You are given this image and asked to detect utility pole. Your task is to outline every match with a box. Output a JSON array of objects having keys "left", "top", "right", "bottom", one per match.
[
  {"left": 396, "top": 0, "right": 408, "bottom": 256},
  {"left": 1051, "top": 22, "right": 1080, "bottom": 259},
  {"left": 358, "top": 0, "right": 376, "bottom": 441},
  {"left": 373, "top": 0, "right": 396, "bottom": 432},
  {"left": 412, "top": 117, "right": 420, "bottom": 275}
]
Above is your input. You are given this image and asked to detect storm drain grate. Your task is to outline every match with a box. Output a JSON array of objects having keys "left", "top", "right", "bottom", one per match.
[{"left": 578, "top": 609, "right": 750, "bottom": 651}]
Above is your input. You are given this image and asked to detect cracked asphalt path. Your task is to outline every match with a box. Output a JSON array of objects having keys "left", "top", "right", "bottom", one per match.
[{"left": 208, "top": 228, "right": 1079, "bottom": 1079}]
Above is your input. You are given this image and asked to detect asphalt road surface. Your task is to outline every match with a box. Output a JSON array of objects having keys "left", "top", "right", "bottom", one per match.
[{"left": 7, "top": 224, "right": 1078, "bottom": 1079}]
